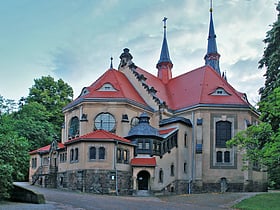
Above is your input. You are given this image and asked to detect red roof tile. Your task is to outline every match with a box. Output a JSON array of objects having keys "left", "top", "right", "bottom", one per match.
[
  {"left": 65, "top": 129, "right": 132, "bottom": 145},
  {"left": 29, "top": 143, "right": 65, "bottom": 155},
  {"left": 131, "top": 157, "right": 156, "bottom": 166}
]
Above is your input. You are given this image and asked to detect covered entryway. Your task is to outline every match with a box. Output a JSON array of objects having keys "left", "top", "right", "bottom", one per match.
[{"left": 137, "top": 170, "right": 150, "bottom": 190}]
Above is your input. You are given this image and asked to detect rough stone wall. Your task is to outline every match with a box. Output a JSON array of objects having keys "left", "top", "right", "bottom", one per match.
[
  {"left": 57, "top": 169, "right": 132, "bottom": 195},
  {"left": 191, "top": 181, "right": 267, "bottom": 193}
]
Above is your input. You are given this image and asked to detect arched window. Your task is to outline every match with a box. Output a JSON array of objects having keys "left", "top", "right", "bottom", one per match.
[
  {"left": 224, "top": 151, "right": 230, "bottom": 163},
  {"left": 216, "top": 121, "right": 232, "bottom": 148},
  {"left": 69, "top": 117, "right": 79, "bottom": 138},
  {"left": 75, "top": 148, "right": 79, "bottom": 161},
  {"left": 159, "top": 169, "right": 164, "bottom": 183},
  {"left": 70, "top": 149, "right": 74, "bottom": 161},
  {"left": 123, "top": 149, "right": 128, "bottom": 163},
  {"left": 99, "top": 147, "right": 105, "bottom": 160},
  {"left": 170, "top": 164, "right": 175, "bottom": 176},
  {"left": 89, "top": 147, "right": 96, "bottom": 160},
  {"left": 216, "top": 151, "right": 223, "bottom": 163}
]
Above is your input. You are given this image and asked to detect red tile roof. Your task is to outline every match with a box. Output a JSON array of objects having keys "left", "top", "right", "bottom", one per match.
[
  {"left": 29, "top": 143, "right": 65, "bottom": 155},
  {"left": 137, "top": 65, "right": 249, "bottom": 110},
  {"left": 69, "top": 69, "right": 147, "bottom": 107},
  {"left": 131, "top": 157, "right": 156, "bottom": 167},
  {"left": 159, "top": 127, "right": 176, "bottom": 135},
  {"left": 65, "top": 129, "right": 132, "bottom": 145},
  {"left": 65, "top": 63, "right": 250, "bottom": 112}
]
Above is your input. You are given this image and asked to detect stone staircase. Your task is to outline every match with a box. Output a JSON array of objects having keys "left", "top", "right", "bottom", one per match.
[{"left": 133, "top": 190, "right": 153, "bottom": 197}]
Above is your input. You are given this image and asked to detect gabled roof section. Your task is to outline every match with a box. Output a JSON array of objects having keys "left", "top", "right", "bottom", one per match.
[
  {"left": 65, "top": 129, "right": 132, "bottom": 145},
  {"left": 64, "top": 68, "right": 147, "bottom": 110},
  {"left": 133, "top": 65, "right": 249, "bottom": 112},
  {"left": 166, "top": 65, "right": 250, "bottom": 110},
  {"left": 131, "top": 157, "right": 156, "bottom": 167},
  {"left": 29, "top": 143, "right": 65, "bottom": 155}
]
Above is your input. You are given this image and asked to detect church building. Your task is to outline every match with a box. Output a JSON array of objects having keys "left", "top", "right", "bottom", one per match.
[{"left": 29, "top": 6, "right": 267, "bottom": 195}]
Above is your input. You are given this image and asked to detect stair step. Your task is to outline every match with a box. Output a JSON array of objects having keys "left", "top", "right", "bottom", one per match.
[{"left": 133, "top": 190, "right": 153, "bottom": 197}]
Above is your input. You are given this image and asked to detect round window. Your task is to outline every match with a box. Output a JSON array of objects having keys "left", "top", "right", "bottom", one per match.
[{"left": 94, "top": 113, "right": 116, "bottom": 132}]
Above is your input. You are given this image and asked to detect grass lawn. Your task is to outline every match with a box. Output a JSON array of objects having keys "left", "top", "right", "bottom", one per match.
[{"left": 233, "top": 193, "right": 280, "bottom": 210}]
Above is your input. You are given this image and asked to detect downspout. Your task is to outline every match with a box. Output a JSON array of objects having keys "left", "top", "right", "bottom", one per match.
[
  {"left": 114, "top": 141, "right": 119, "bottom": 196},
  {"left": 190, "top": 111, "right": 195, "bottom": 194}
]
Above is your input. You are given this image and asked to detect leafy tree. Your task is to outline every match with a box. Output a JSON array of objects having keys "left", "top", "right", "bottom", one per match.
[
  {"left": 25, "top": 76, "right": 73, "bottom": 138},
  {"left": 0, "top": 114, "right": 30, "bottom": 200},
  {"left": 258, "top": 87, "right": 280, "bottom": 132},
  {"left": 258, "top": 2, "right": 280, "bottom": 101},
  {"left": 13, "top": 102, "right": 56, "bottom": 150}
]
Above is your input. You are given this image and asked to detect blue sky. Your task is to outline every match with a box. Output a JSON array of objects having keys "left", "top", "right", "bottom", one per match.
[{"left": 0, "top": 0, "right": 278, "bottom": 106}]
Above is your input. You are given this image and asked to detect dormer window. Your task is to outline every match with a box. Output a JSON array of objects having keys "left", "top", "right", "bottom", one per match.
[
  {"left": 211, "top": 87, "right": 230, "bottom": 96},
  {"left": 98, "top": 83, "right": 117, "bottom": 91},
  {"left": 80, "top": 87, "right": 89, "bottom": 96}
]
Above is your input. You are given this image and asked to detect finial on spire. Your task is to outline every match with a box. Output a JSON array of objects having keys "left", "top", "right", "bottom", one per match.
[
  {"left": 163, "top": 17, "right": 167, "bottom": 38},
  {"left": 210, "top": 0, "right": 213, "bottom": 13},
  {"left": 110, "top": 56, "right": 113, "bottom": 69},
  {"left": 163, "top": 17, "right": 167, "bottom": 28}
]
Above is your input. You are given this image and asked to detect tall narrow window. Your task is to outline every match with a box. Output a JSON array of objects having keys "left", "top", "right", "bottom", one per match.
[
  {"left": 184, "top": 162, "right": 187, "bottom": 173},
  {"left": 216, "top": 121, "right": 232, "bottom": 148},
  {"left": 70, "top": 149, "right": 74, "bottom": 161},
  {"left": 123, "top": 150, "right": 128, "bottom": 163},
  {"left": 89, "top": 147, "right": 96, "bottom": 160},
  {"left": 216, "top": 151, "right": 222, "bottom": 163},
  {"left": 99, "top": 147, "right": 105, "bottom": 160},
  {"left": 184, "top": 133, "right": 187, "bottom": 147},
  {"left": 224, "top": 151, "right": 230, "bottom": 163},
  {"left": 117, "top": 148, "right": 122, "bottom": 163},
  {"left": 170, "top": 164, "right": 174, "bottom": 176},
  {"left": 159, "top": 169, "right": 164, "bottom": 183},
  {"left": 75, "top": 148, "right": 79, "bottom": 161}
]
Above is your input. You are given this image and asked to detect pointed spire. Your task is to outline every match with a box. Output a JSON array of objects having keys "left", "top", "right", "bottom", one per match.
[
  {"left": 157, "top": 17, "right": 172, "bottom": 65},
  {"left": 204, "top": 0, "right": 221, "bottom": 75},
  {"left": 110, "top": 56, "right": 113, "bottom": 69},
  {"left": 157, "top": 17, "right": 173, "bottom": 84}
]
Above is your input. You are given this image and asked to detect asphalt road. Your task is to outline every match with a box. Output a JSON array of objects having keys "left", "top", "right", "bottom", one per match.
[{"left": 0, "top": 183, "right": 260, "bottom": 210}]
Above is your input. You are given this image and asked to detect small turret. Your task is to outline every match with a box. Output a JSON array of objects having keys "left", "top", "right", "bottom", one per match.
[{"left": 118, "top": 48, "right": 133, "bottom": 69}]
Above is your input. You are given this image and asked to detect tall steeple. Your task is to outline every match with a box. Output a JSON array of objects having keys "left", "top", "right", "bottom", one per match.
[
  {"left": 204, "top": 0, "right": 221, "bottom": 75},
  {"left": 157, "top": 17, "right": 173, "bottom": 84}
]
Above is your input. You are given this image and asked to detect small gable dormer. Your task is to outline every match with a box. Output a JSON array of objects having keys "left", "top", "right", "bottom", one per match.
[
  {"left": 97, "top": 83, "right": 117, "bottom": 91},
  {"left": 80, "top": 87, "right": 89, "bottom": 97},
  {"left": 210, "top": 87, "right": 230, "bottom": 96}
]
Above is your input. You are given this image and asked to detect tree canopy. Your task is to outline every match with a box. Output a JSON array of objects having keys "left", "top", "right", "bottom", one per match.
[
  {"left": 0, "top": 113, "right": 29, "bottom": 199},
  {"left": 25, "top": 75, "right": 73, "bottom": 138},
  {"left": 259, "top": 2, "right": 280, "bottom": 101}
]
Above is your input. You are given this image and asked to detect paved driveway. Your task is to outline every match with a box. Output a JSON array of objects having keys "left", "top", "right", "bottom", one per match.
[{"left": 0, "top": 183, "right": 260, "bottom": 210}]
